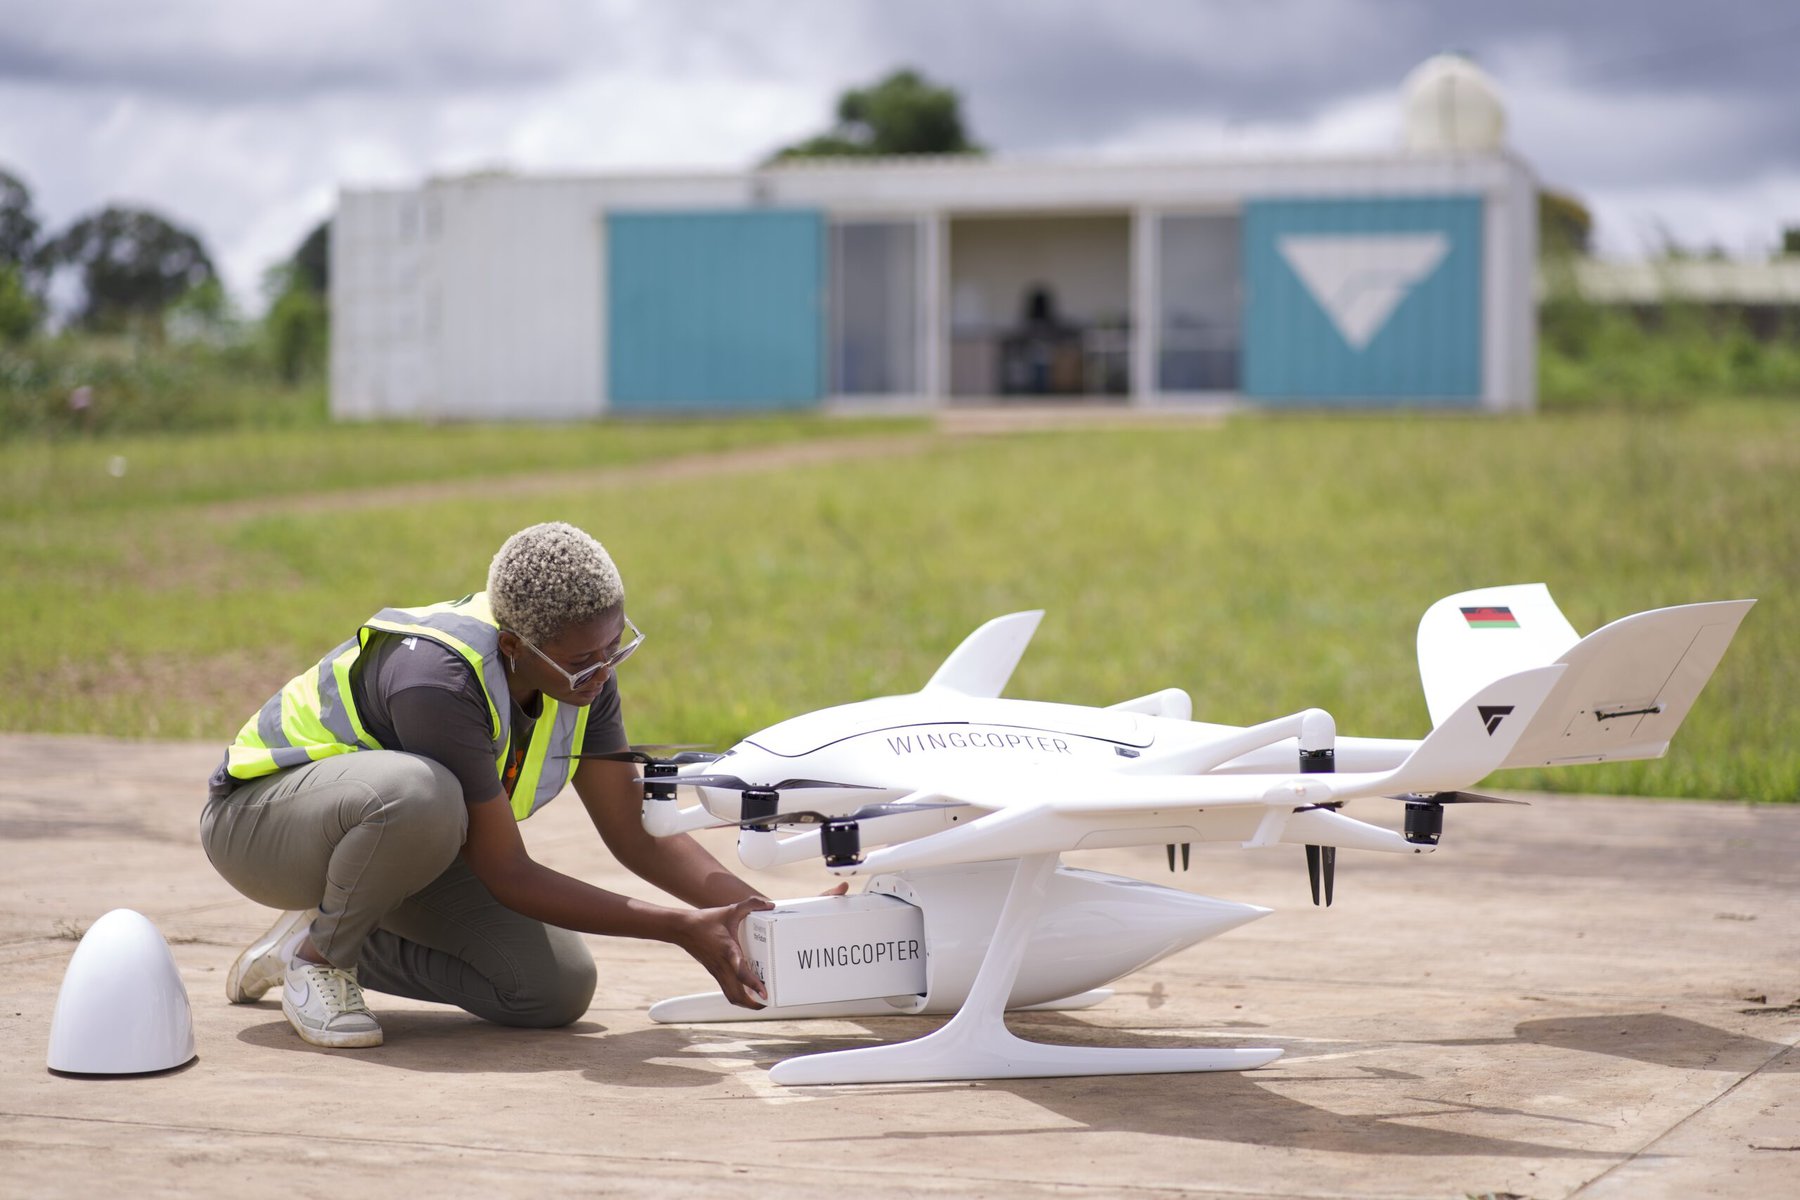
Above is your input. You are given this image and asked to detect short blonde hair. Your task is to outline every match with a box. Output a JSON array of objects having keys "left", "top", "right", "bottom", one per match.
[{"left": 487, "top": 522, "right": 624, "bottom": 645}]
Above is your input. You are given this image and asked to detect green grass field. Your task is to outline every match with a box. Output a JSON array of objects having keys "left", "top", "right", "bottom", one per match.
[{"left": 2, "top": 404, "right": 1794, "bottom": 801}]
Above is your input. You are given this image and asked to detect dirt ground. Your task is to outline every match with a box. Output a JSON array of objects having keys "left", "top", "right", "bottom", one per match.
[{"left": 2, "top": 733, "right": 1795, "bottom": 1199}]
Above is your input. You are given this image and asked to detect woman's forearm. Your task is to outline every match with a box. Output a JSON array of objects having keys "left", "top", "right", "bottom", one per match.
[
  {"left": 629, "top": 833, "right": 766, "bottom": 908},
  {"left": 484, "top": 856, "right": 688, "bottom": 941}
]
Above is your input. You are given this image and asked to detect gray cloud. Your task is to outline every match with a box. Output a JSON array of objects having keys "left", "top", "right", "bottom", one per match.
[
  {"left": 0, "top": 0, "right": 589, "bottom": 101},
  {"left": 1, "top": 0, "right": 1794, "bottom": 296},
  {"left": 859, "top": 0, "right": 1800, "bottom": 184}
]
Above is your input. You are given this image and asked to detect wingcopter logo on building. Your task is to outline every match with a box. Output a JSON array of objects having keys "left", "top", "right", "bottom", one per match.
[{"left": 1277, "top": 233, "right": 1450, "bottom": 350}]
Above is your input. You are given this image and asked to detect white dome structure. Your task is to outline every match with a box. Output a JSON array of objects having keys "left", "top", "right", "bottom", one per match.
[
  {"left": 1403, "top": 53, "right": 1506, "bottom": 153},
  {"left": 47, "top": 909, "right": 196, "bottom": 1075}
]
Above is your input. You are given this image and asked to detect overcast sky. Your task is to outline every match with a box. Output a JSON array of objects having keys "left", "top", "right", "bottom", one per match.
[{"left": 4, "top": 0, "right": 1797, "bottom": 307}]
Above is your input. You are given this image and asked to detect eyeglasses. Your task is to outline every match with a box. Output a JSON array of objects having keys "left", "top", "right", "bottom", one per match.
[{"left": 513, "top": 616, "right": 643, "bottom": 689}]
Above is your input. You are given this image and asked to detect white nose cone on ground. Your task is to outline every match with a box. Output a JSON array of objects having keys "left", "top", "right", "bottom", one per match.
[{"left": 47, "top": 908, "right": 196, "bottom": 1075}]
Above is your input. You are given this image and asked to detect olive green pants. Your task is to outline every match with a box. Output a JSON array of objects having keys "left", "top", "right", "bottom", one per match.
[{"left": 200, "top": 751, "right": 595, "bottom": 1027}]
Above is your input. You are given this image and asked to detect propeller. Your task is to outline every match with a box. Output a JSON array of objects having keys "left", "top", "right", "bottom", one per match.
[
  {"left": 563, "top": 747, "right": 729, "bottom": 801},
  {"left": 722, "top": 800, "right": 968, "bottom": 868},
  {"left": 722, "top": 800, "right": 967, "bottom": 829},
  {"left": 1290, "top": 794, "right": 1525, "bottom": 903},
  {"left": 633, "top": 773, "right": 875, "bottom": 793},
  {"left": 1392, "top": 791, "right": 1529, "bottom": 806},
  {"left": 1305, "top": 843, "right": 1336, "bottom": 906},
  {"left": 1389, "top": 790, "right": 1529, "bottom": 846},
  {"left": 568, "top": 746, "right": 722, "bottom": 766},
  {"left": 626, "top": 772, "right": 884, "bottom": 832}
]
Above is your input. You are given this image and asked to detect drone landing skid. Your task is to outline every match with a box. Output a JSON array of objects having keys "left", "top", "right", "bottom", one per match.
[
  {"left": 770, "top": 1020, "right": 1281, "bottom": 1086},
  {"left": 770, "top": 853, "right": 1283, "bottom": 1086},
  {"left": 649, "top": 987, "right": 1113, "bottom": 1025}
]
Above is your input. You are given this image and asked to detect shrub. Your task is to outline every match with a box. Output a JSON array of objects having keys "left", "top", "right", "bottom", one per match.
[{"left": 0, "top": 263, "right": 38, "bottom": 343}]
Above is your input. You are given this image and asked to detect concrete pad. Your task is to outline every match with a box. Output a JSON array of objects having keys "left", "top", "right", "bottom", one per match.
[{"left": 2, "top": 733, "right": 1796, "bottom": 1199}]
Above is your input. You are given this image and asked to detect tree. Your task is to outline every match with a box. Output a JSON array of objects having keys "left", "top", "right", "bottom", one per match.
[
  {"left": 771, "top": 68, "right": 983, "bottom": 162},
  {"left": 1538, "top": 188, "right": 1593, "bottom": 259},
  {"left": 0, "top": 263, "right": 38, "bottom": 342},
  {"left": 163, "top": 277, "right": 238, "bottom": 345},
  {"left": 265, "top": 277, "right": 328, "bottom": 381},
  {"left": 39, "top": 205, "right": 217, "bottom": 332},
  {"left": 256, "top": 218, "right": 331, "bottom": 381},
  {"left": 0, "top": 167, "right": 39, "bottom": 269},
  {"left": 291, "top": 217, "right": 329, "bottom": 295}
]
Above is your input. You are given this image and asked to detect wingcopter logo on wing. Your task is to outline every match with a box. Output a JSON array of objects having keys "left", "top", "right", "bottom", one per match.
[
  {"left": 1478, "top": 705, "right": 1515, "bottom": 736},
  {"left": 1277, "top": 233, "right": 1450, "bottom": 351}
]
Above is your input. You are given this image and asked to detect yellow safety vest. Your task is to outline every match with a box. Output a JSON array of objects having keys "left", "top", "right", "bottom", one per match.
[{"left": 224, "top": 593, "right": 590, "bottom": 820}]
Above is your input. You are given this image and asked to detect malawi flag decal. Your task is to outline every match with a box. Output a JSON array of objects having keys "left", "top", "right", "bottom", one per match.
[{"left": 1461, "top": 605, "right": 1520, "bottom": 629}]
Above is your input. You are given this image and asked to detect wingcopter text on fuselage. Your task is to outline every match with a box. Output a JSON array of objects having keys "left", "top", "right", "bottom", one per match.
[{"left": 883, "top": 726, "right": 1079, "bottom": 757}]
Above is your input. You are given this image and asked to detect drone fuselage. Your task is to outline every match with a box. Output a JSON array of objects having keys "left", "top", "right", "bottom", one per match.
[{"left": 661, "top": 693, "right": 1425, "bottom": 872}]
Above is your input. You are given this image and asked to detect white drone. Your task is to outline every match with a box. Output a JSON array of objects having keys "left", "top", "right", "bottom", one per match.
[{"left": 611, "top": 584, "right": 1752, "bottom": 1087}]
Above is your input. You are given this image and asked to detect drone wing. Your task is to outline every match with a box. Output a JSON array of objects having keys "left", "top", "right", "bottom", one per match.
[
  {"left": 839, "top": 664, "right": 1564, "bottom": 874},
  {"left": 1501, "top": 599, "right": 1754, "bottom": 767}
]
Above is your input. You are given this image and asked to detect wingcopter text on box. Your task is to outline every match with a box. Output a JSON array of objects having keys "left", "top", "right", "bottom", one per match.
[{"left": 741, "top": 894, "right": 927, "bottom": 1008}]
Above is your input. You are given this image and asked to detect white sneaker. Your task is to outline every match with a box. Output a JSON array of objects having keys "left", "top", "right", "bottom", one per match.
[
  {"left": 225, "top": 909, "right": 315, "bottom": 1004},
  {"left": 282, "top": 961, "right": 384, "bottom": 1048}
]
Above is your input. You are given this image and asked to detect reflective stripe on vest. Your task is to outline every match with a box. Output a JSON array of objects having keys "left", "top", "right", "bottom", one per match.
[
  {"left": 510, "top": 692, "right": 585, "bottom": 821},
  {"left": 226, "top": 636, "right": 371, "bottom": 776},
  {"left": 224, "top": 592, "right": 590, "bottom": 820}
]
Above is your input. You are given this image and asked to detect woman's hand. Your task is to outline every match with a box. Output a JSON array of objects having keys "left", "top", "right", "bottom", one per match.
[{"left": 674, "top": 897, "right": 775, "bottom": 1009}]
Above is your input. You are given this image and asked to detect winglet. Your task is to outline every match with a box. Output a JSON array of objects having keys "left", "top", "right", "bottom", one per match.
[
  {"left": 922, "top": 611, "right": 1044, "bottom": 698},
  {"left": 1373, "top": 664, "right": 1566, "bottom": 796}
]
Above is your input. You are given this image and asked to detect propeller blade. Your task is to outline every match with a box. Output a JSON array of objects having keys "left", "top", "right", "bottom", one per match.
[
  {"left": 1392, "top": 791, "right": 1529, "bottom": 805},
  {"left": 565, "top": 747, "right": 722, "bottom": 765},
  {"left": 631, "top": 773, "right": 875, "bottom": 793},
  {"left": 727, "top": 800, "right": 966, "bottom": 830},
  {"left": 639, "top": 772, "right": 748, "bottom": 791},
  {"left": 1181, "top": 843, "right": 1191, "bottom": 871},
  {"left": 1167, "top": 844, "right": 1177, "bottom": 872},
  {"left": 848, "top": 801, "right": 966, "bottom": 821},
  {"left": 1321, "top": 844, "right": 1336, "bottom": 907},
  {"left": 1306, "top": 844, "right": 1322, "bottom": 906},
  {"left": 570, "top": 749, "right": 656, "bottom": 764}
]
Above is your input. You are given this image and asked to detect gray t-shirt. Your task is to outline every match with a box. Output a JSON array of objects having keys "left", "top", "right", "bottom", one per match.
[{"left": 208, "top": 630, "right": 627, "bottom": 803}]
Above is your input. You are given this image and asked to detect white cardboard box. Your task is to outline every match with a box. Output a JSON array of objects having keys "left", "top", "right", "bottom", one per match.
[{"left": 742, "top": 893, "right": 927, "bottom": 1008}]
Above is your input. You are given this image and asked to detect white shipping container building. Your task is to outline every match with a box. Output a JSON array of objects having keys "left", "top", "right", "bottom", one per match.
[{"left": 331, "top": 54, "right": 1538, "bottom": 420}]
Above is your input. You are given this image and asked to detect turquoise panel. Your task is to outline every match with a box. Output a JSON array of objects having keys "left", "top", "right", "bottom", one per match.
[
  {"left": 607, "top": 210, "right": 824, "bottom": 410},
  {"left": 1243, "top": 197, "right": 1483, "bottom": 403}
]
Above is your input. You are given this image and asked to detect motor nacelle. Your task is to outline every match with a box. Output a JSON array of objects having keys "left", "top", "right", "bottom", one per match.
[
  {"left": 820, "top": 818, "right": 863, "bottom": 868},
  {"left": 741, "top": 788, "right": 780, "bottom": 833},
  {"left": 1404, "top": 799, "right": 1445, "bottom": 846},
  {"left": 643, "top": 760, "right": 680, "bottom": 802}
]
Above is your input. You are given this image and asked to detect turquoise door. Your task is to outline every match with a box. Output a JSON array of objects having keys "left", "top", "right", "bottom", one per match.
[
  {"left": 607, "top": 210, "right": 825, "bottom": 410},
  {"left": 1242, "top": 197, "right": 1483, "bottom": 404}
]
